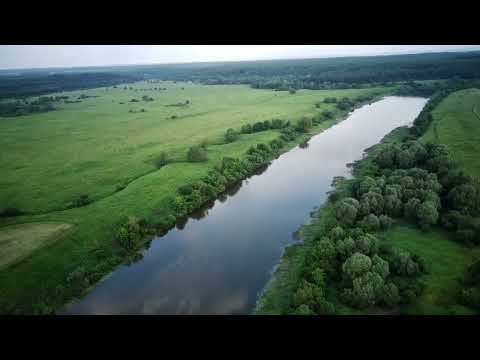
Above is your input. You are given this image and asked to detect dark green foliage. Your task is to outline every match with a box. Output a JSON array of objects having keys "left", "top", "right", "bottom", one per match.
[
  {"left": 0, "top": 207, "right": 25, "bottom": 217},
  {"left": 334, "top": 198, "right": 359, "bottom": 226},
  {"left": 323, "top": 97, "right": 337, "bottom": 103},
  {"left": 296, "top": 117, "right": 312, "bottom": 133},
  {"left": 271, "top": 119, "right": 285, "bottom": 129},
  {"left": 153, "top": 152, "right": 168, "bottom": 168},
  {"left": 321, "top": 110, "right": 334, "bottom": 119},
  {"left": 390, "top": 249, "right": 421, "bottom": 277},
  {"left": 240, "top": 123, "right": 252, "bottom": 134},
  {"left": 292, "top": 268, "right": 335, "bottom": 314},
  {"left": 379, "top": 215, "right": 393, "bottom": 230},
  {"left": 252, "top": 122, "right": 265, "bottom": 132},
  {"left": 224, "top": 128, "right": 239, "bottom": 143},
  {"left": 116, "top": 216, "right": 148, "bottom": 251},
  {"left": 178, "top": 184, "right": 194, "bottom": 196},
  {"left": 336, "top": 97, "right": 354, "bottom": 111},
  {"left": 416, "top": 201, "right": 439, "bottom": 230},
  {"left": 447, "top": 183, "right": 480, "bottom": 215},
  {"left": 187, "top": 146, "right": 208, "bottom": 162},
  {"left": 70, "top": 194, "right": 93, "bottom": 208},
  {"left": 360, "top": 214, "right": 381, "bottom": 232}
]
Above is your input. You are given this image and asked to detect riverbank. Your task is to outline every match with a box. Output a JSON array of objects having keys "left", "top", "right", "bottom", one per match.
[
  {"left": 255, "top": 125, "right": 414, "bottom": 314},
  {"left": 256, "top": 88, "right": 480, "bottom": 315}
]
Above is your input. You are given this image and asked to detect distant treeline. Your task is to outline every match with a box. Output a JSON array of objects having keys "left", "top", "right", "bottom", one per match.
[
  {"left": 0, "top": 93, "right": 101, "bottom": 117},
  {"left": 107, "top": 51, "right": 480, "bottom": 90},
  {"left": 0, "top": 72, "right": 139, "bottom": 100},
  {"left": 3, "top": 52, "right": 480, "bottom": 100}
]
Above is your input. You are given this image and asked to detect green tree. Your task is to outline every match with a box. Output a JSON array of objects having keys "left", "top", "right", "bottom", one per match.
[
  {"left": 296, "top": 117, "right": 313, "bottom": 133},
  {"left": 416, "top": 201, "right": 439, "bottom": 230},
  {"left": 154, "top": 152, "right": 168, "bottom": 168},
  {"left": 371, "top": 254, "right": 390, "bottom": 279},
  {"left": 187, "top": 146, "right": 208, "bottom": 162},
  {"left": 360, "top": 214, "right": 381, "bottom": 232},
  {"left": 342, "top": 253, "right": 372, "bottom": 280},
  {"left": 334, "top": 198, "right": 359, "bottom": 226},
  {"left": 224, "top": 128, "right": 239, "bottom": 143}
]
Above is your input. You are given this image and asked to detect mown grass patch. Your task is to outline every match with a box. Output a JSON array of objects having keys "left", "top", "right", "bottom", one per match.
[{"left": 0, "top": 222, "right": 74, "bottom": 270}]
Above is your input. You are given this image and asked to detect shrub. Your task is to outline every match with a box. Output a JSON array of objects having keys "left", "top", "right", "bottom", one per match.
[
  {"left": 71, "top": 194, "right": 93, "bottom": 208},
  {"left": 224, "top": 128, "right": 239, "bottom": 143},
  {"left": 187, "top": 146, "right": 208, "bottom": 162},
  {"left": 241, "top": 124, "right": 252, "bottom": 134},
  {"left": 153, "top": 152, "right": 168, "bottom": 168},
  {"left": 296, "top": 117, "right": 312, "bottom": 133},
  {"left": 178, "top": 184, "right": 194, "bottom": 196},
  {"left": 252, "top": 122, "right": 265, "bottom": 132},
  {"left": 116, "top": 216, "right": 147, "bottom": 251}
]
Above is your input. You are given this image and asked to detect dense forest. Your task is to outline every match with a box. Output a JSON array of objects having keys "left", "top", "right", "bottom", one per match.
[{"left": 2, "top": 51, "right": 480, "bottom": 100}]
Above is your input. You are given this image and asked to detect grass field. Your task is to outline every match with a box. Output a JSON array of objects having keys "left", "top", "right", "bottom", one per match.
[
  {"left": 381, "top": 225, "right": 480, "bottom": 315},
  {"left": 0, "top": 81, "right": 392, "bottom": 313},
  {"left": 422, "top": 88, "right": 480, "bottom": 180}
]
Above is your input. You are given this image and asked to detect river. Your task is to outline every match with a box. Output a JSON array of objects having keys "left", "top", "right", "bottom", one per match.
[{"left": 63, "top": 96, "right": 428, "bottom": 315}]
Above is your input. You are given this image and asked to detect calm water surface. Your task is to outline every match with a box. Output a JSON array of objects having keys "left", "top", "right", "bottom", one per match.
[{"left": 63, "top": 96, "right": 427, "bottom": 315}]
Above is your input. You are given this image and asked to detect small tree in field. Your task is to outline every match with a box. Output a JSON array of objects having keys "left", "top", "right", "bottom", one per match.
[
  {"left": 154, "top": 152, "right": 168, "bottom": 168},
  {"left": 187, "top": 146, "right": 208, "bottom": 162}
]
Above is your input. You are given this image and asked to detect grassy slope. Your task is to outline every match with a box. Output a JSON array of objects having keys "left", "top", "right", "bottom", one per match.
[
  {"left": 422, "top": 88, "right": 480, "bottom": 180},
  {"left": 0, "top": 81, "right": 391, "bottom": 312},
  {"left": 381, "top": 225, "right": 480, "bottom": 315}
]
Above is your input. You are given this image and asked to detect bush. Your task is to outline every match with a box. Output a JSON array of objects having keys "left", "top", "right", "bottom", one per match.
[
  {"left": 178, "top": 184, "right": 194, "bottom": 196},
  {"left": 116, "top": 216, "right": 148, "bottom": 251},
  {"left": 241, "top": 124, "right": 252, "bottom": 134},
  {"left": 71, "top": 194, "right": 93, "bottom": 208},
  {"left": 187, "top": 146, "right": 208, "bottom": 162},
  {"left": 323, "top": 97, "right": 337, "bottom": 103},
  {"left": 296, "top": 117, "right": 312, "bottom": 133},
  {"left": 153, "top": 152, "right": 168, "bottom": 168},
  {"left": 224, "top": 128, "right": 239, "bottom": 143},
  {"left": 252, "top": 122, "right": 265, "bottom": 132}
]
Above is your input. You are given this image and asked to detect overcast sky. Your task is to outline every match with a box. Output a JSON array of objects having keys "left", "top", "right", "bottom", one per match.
[{"left": 0, "top": 45, "right": 479, "bottom": 70}]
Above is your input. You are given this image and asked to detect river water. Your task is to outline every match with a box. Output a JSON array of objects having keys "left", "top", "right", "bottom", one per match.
[{"left": 63, "top": 96, "right": 428, "bottom": 315}]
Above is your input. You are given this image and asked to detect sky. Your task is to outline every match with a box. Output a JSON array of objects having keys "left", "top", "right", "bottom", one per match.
[{"left": 0, "top": 45, "right": 479, "bottom": 70}]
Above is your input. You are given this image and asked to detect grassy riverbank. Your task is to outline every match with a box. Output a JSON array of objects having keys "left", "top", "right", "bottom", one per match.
[
  {"left": 256, "top": 87, "right": 480, "bottom": 315},
  {"left": 0, "top": 81, "right": 392, "bottom": 314}
]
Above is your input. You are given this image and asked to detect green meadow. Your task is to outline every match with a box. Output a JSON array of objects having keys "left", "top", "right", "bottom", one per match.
[
  {"left": 381, "top": 225, "right": 480, "bottom": 315},
  {"left": 0, "top": 81, "right": 391, "bottom": 312},
  {"left": 422, "top": 88, "right": 480, "bottom": 180}
]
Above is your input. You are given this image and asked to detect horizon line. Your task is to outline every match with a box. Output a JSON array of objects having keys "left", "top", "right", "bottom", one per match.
[{"left": 0, "top": 47, "right": 479, "bottom": 72}]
